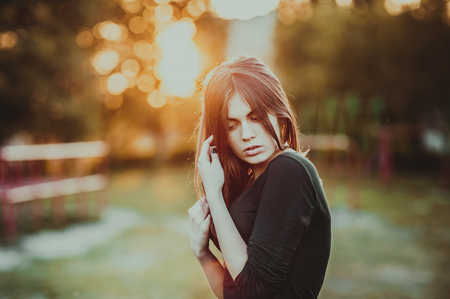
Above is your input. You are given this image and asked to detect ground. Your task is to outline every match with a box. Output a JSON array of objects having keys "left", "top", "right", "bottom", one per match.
[{"left": 0, "top": 162, "right": 449, "bottom": 299}]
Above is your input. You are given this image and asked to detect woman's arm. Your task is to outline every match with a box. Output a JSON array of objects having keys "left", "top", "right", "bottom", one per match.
[
  {"left": 197, "top": 136, "right": 248, "bottom": 280},
  {"left": 197, "top": 249, "right": 224, "bottom": 299},
  {"left": 198, "top": 137, "right": 317, "bottom": 299},
  {"left": 188, "top": 197, "right": 225, "bottom": 298},
  {"left": 205, "top": 189, "right": 248, "bottom": 280}
]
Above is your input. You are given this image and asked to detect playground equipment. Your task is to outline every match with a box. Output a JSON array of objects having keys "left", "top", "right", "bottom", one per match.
[
  {"left": 0, "top": 141, "right": 109, "bottom": 243},
  {"left": 303, "top": 134, "right": 361, "bottom": 209}
]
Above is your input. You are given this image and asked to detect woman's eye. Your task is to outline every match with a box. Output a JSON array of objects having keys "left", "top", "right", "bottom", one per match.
[
  {"left": 228, "top": 123, "right": 237, "bottom": 130},
  {"left": 250, "top": 116, "right": 258, "bottom": 121}
]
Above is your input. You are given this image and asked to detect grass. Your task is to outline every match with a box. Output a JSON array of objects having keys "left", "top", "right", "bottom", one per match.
[{"left": 0, "top": 161, "right": 449, "bottom": 299}]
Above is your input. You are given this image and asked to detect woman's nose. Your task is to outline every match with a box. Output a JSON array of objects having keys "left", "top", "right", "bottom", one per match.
[{"left": 241, "top": 122, "right": 256, "bottom": 140}]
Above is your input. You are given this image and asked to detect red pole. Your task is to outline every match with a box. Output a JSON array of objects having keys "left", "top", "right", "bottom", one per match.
[{"left": 378, "top": 127, "right": 392, "bottom": 184}]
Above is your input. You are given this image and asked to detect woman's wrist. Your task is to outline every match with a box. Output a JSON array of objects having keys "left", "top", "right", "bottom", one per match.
[
  {"left": 196, "top": 248, "right": 214, "bottom": 262},
  {"left": 204, "top": 187, "right": 223, "bottom": 202}
]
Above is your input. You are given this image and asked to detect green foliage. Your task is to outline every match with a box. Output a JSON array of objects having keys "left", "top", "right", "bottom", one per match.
[
  {"left": 0, "top": 0, "right": 120, "bottom": 143},
  {"left": 0, "top": 0, "right": 227, "bottom": 149},
  {"left": 275, "top": 0, "right": 450, "bottom": 131}
]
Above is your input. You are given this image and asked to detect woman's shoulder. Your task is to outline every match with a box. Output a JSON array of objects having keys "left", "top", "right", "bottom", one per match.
[
  {"left": 262, "top": 150, "right": 323, "bottom": 188},
  {"left": 268, "top": 150, "right": 314, "bottom": 172},
  {"left": 263, "top": 150, "right": 312, "bottom": 181}
]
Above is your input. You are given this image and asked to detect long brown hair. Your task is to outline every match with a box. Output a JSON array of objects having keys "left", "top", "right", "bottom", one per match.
[{"left": 194, "top": 55, "right": 306, "bottom": 242}]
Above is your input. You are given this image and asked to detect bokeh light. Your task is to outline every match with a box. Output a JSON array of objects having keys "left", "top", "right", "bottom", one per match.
[
  {"left": 122, "top": 0, "right": 143, "bottom": 14},
  {"left": 76, "top": 30, "right": 94, "bottom": 48},
  {"left": 384, "top": 0, "right": 403, "bottom": 15},
  {"left": 0, "top": 31, "right": 18, "bottom": 51},
  {"left": 278, "top": 6, "right": 297, "bottom": 25},
  {"left": 137, "top": 74, "right": 156, "bottom": 92},
  {"left": 156, "top": 20, "right": 200, "bottom": 98},
  {"left": 336, "top": 0, "right": 353, "bottom": 8},
  {"left": 185, "top": 0, "right": 208, "bottom": 18},
  {"left": 92, "top": 50, "right": 120, "bottom": 75},
  {"left": 129, "top": 16, "right": 147, "bottom": 34},
  {"left": 133, "top": 41, "right": 153, "bottom": 61},
  {"left": 155, "top": 4, "right": 174, "bottom": 21},
  {"left": 121, "top": 59, "right": 140, "bottom": 77},
  {"left": 210, "top": 0, "right": 280, "bottom": 20},
  {"left": 107, "top": 73, "right": 128, "bottom": 95},
  {"left": 99, "top": 22, "right": 124, "bottom": 41},
  {"left": 147, "top": 89, "right": 167, "bottom": 108},
  {"left": 384, "top": 0, "right": 421, "bottom": 15}
]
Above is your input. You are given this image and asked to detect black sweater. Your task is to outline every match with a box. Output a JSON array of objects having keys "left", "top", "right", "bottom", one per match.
[{"left": 223, "top": 152, "right": 331, "bottom": 299}]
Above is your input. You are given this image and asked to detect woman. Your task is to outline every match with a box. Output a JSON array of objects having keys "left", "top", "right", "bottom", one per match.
[{"left": 189, "top": 55, "right": 331, "bottom": 299}]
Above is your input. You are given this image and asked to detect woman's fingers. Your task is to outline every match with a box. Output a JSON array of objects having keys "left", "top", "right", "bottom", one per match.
[
  {"left": 198, "top": 135, "right": 214, "bottom": 164},
  {"left": 200, "top": 214, "right": 211, "bottom": 231},
  {"left": 188, "top": 197, "right": 209, "bottom": 225}
]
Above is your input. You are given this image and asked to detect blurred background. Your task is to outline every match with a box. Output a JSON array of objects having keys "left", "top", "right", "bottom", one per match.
[{"left": 0, "top": 0, "right": 449, "bottom": 298}]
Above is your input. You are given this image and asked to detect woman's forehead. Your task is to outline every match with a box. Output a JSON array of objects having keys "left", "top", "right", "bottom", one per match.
[{"left": 227, "top": 93, "right": 252, "bottom": 119}]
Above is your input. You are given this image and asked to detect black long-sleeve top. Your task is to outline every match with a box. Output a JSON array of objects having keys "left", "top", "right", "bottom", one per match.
[{"left": 223, "top": 151, "right": 331, "bottom": 299}]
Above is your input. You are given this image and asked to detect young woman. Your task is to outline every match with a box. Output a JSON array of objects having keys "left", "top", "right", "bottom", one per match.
[{"left": 189, "top": 55, "right": 331, "bottom": 299}]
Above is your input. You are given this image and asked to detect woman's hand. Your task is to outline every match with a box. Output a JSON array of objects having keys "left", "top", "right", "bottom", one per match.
[
  {"left": 197, "top": 135, "right": 225, "bottom": 195},
  {"left": 188, "top": 196, "right": 211, "bottom": 258}
]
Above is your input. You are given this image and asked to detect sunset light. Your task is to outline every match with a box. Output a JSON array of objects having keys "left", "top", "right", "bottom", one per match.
[
  {"left": 107, "top": 73, "right": 128, "bottom": 95},
  {"left": 133, "top": 41, "right": 153, "bottom": 61},
  {"left": 210, "top": 0, "right": 280, "bottom": 20},
  {"left": 99, "top": 22, "right": 123, "bottom": 41},
  {"left": 336, "top": 0, "right": 353, "bottom": 8},
  {"left": 0, "top": 31, "right": 18, "bottom": 51},
  {"left": 137, "top": 74, "right": 156, "bottom": 92},
  {"left": 76, "top": 30, "right": 94, "bottom": 48},
  {"left": 121, "top": 59, "right": 140, "bottom": 77},
  {"left": 92, "top": 50, "right": 120, "bottom": 75},
  {"left": 384, "top": 0, "right": 421, "bottom": 15},
  {"left": 129, "top": 16, "right": 147, "bottom": 34},
  {"left": 156, "top": 20, "right": 200, "bottom": 98},
  {"left": 121, "top": 0, "right": 143, "bottom": 14},
  {"left": 147, "top": 89, "right": 167, "bottom": 108}
]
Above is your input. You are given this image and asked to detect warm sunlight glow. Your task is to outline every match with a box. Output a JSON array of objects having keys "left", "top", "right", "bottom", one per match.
[
  {"left": 210, "top": 0, "right": 280, "bottom": 20},
  {"left": 107, "top": 73, "right": 128, "bottom": 95},
  {"left": 121, "top": 59, "right": 140, "bottom": 77},
  {"left": 137, "top": 74, "right": 156, "bottom": 92},
  {"left": 156, "top": 21, "right": 200, "bottom": 98},
  {"left": 92, "top": 50, "right": 120, "bottom": 75},
  {"left": 384, "top": 0, "right": 404, "bottom": 15},
  {"left": 0, "top": 31, "right": 18, "bottom": 50},
  {"left": 278, "top": 6, "right": 297, "bottom": 25},
  {"left": 336, "top": 0, "right": 353, "bottom": 8},
  {"left": 384, "top": 0, "right": 421, "bottom": 15},
  {"left": 147, "top": 89, "right": 167, "bottom": 108},
  {"left": 121, "top": 0, "right": 143, "bottom": 14},
  {"left": 76, "top": 30, "right": 94, "bottom": 48},
  {"left": 133, "top": 41, "right": 153, "bottom": 61},
  {"left": 129, "top": 16, "right": 147, "bottom": 34},
  {"left": 155, "top": 4, "right": 174, "bottom": 21},
  {"left": 99, "top": 22, "right": 122, "bottom": 41},
  {"left": 104, "top": 94, "right": 124, "bottom": 109},
  {"left": 185, "top": 1, "right": 208, "bottom": 18}
]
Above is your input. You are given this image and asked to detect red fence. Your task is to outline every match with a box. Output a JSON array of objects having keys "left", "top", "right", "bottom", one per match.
[{"left": 0, "top": 141, "right": 109, "bottom": 243}]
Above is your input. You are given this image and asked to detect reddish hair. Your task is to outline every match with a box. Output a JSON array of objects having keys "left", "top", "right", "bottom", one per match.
[{"left": 194, "top": 55, "right": 306, "bottom": 242}]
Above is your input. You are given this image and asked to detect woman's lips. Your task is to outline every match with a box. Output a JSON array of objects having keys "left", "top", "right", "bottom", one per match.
[{"left": 244, "top": 145, "right": 262, "bottom": 156}]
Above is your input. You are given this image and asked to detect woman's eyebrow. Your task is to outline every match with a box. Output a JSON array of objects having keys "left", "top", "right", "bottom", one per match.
[{"left": 227, "top": 110, "right": 254, "bottom": 121}]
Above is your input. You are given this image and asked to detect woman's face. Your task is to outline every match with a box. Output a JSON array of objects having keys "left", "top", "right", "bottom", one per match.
[{"left": 226, "top": 93, "right": 282, "bottom": 177}]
